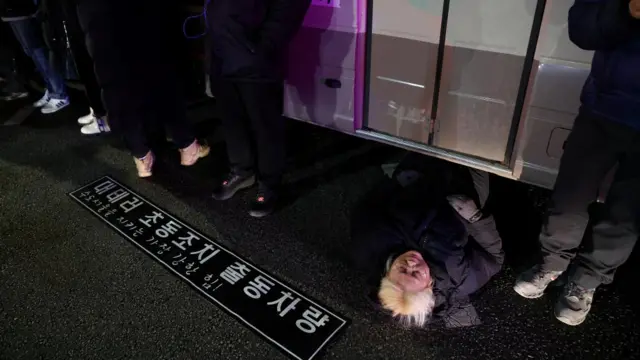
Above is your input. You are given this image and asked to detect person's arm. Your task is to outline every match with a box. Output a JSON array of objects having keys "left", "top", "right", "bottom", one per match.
[
  {"left": 465, "top": 215, "right": 505, "bottom": 268},
  {"left": 446, "top": 198, "right": 504, "bottom": 297},
  {"left": 568, "top": 0, "right": 638, "bottom": 51},
  {"left": 258, "top": 0, "right": 311, "bottom": 58}
]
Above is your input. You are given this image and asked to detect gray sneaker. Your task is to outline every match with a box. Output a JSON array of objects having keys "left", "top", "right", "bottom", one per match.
[
  {"left": 514, "top": 265, "right": 563, "bottom": 299},
  {"left": 555, "top": 282, "right": 595, "bottom": 326}
]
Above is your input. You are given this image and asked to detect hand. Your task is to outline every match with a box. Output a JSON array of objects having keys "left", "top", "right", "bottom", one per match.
[
  {"left": 446, "top": 195, "right": 483, "bottom": 223},
  {"left": 630, "top": 0, "right": 640, "bottom": 19}
]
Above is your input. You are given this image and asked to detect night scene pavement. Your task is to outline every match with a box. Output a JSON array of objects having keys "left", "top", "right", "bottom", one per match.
[{"left": 1, "top": 94, "right": 639, "bottom": 360}]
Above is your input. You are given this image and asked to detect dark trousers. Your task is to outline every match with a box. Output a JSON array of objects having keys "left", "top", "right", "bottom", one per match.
[
  {"left": 215, "top": 80, "right": 285, "bottom": 189},
  {"left": 60, "top": 0, "right": 105, "bottom": 117},
  {"left": 541, "top": 111, "right": 640, "bottom": 289},
  {"left": 76, "top": 0, "right": 193, "bottom": 158}
]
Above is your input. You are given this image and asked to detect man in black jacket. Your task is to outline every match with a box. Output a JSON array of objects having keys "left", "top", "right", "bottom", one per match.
[
  {"left": 350, "top": 156, "right": 504, "bottom": 328},
  {"left": 208, "top": 0, "right": 311, "bottom": 217}
]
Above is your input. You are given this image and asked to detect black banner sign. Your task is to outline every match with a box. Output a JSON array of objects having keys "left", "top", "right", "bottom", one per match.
[{"left": 69, "top": 176, "right": 349, "bottom": 360}]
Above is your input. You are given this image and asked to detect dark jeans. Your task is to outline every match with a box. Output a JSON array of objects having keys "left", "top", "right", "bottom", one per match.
[
  {"left": 76, "top": 0, "right": 193, "bottom": 158},
  {"left": 215, "top": 80, "right": 286, "bottom": 189},
  {"left": 8, "top": 18, "right": 67, "bottom": 98},
  {"left": 60, "top": 0, "right": 105, "bottom": 117},
  {"left": 541, "top": 111, "right": 640, "bottom": 289}
]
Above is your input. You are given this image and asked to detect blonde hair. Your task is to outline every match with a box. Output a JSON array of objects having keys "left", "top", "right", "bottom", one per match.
[{"left": 378, "top": 277, "right": 436, "bottom": 328}]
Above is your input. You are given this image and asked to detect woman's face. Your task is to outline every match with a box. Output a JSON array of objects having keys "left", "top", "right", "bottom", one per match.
[{"left": 388, "top": 251, "right": 432, "bottom": 292}]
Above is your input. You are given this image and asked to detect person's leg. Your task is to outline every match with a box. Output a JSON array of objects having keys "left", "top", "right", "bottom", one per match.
[
  {"left": 64, "top": 2, "right": 105, "bottom": 117},
  {"left": 237, "top": 81, "right": 285, "bottom": 217},
  {"left": 514, "top": 112, "right": 619, "bottom": 299},
  {"left": 554, "top": 129, "right": 640, "bottom": 326},
  {"left": 77, "top": 0, "right": 150, "bottom": 172},
  {"left": 212, "top": 79, "right": 257, "bottom": 201},
  {"left": 240, "top": 81, "right": 286, "bottom": 190},
  {"left": 8, "top": 19, "right": 53, "bottom": 96}
]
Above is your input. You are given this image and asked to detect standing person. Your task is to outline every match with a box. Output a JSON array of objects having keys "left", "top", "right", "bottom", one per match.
[
  {"left": 208, "top": 0, "right": 311, "bottom": 217},
  {"left": 0, "top": 0, "right": 69, "bottom": 114},
  {"left": 76, "top": 0, "right": 209, "bottom": 177},
  {"left": 514, "top": 0, "right": 640, "bottom": 326},
  {"left": 56, "top": 0, "right": 109, "bottom": 135}
]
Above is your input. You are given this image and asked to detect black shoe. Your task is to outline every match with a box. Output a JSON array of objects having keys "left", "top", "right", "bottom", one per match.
[
  {"left": 249, "top": 188, "right": 280, "bottom": 218},
  {"left": 212, "top": 173, "right": 256, "bottom": 201}
]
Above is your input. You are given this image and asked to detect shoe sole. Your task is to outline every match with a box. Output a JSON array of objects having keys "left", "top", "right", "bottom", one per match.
[
  {"left": 81, "top": 128, "right": 110, "bottom": 135},
  {"left": 78, "top": 118, "right": 95, "bottom": 126},
  {"left": 41, "top": 102, "right": 70, "bottom": 114},
  {"left": 513, "top": 284, "right": 545, "bottom": 299},
  {"left": 555, "top": 312, "right": 586, "bottom": 326},
  {"left": 212, "top": 177, "right": 256, "bottom": 201},
  {"left": 249, "top": 207, "right": 273, "bottom": 218},
  {"left": 248, "top": 209, "right": 274, "bottom": 218},
  {"left": 181, "top": 146, "right": 211, "bottom": 166}
]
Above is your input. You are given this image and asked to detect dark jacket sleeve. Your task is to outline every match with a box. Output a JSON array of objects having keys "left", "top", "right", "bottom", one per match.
[
  {"left": 452, "top": 215, "right": 504, "bottom": 298},
  {"left": 349, "top": 180, "right": 409, "bottom": 277},
  {"left": 259, "top": 0, "right": 311, "bottom": 57},
  {"left": 568, "top": 0, "right": 638, "bottom": 51}
]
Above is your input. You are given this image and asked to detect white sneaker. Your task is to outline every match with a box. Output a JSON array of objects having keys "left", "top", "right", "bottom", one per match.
[
  {"left": 41, "top": 97, "right": 70, "bottom": 114},
  {"left": 33, "top": 90, "right": 51, "bottom": 108},
  {"left": 80, "top": 117, "right": 111, "bottom": 135},
  {"left": 78, "top": 108, "right": 96, "bottom": 125}
]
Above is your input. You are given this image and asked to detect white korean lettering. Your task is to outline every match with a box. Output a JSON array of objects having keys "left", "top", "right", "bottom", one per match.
[
  {"left": 120, "top": 197, "right": 143, "bottom": 213},
  {"left": 155, "top": 220, "right": 182, "bottom": 238},
  {"left": 172, "top": 231, "right": 200, "bottom": 250},
  {"left": 106, "top": 188, "right": 129, "bottom": 203},
  {"left": 267, "top": 291, "right": 300, "bottom": 317},
  {"left": 243, "top": 275, "right": 275, "bottom": 299},
  {"left": 139, "top": 211, "right": 164, "bottom": 227},
  {"left": 97, "top": 204, "right": 111, "bottom": 213},
  {"left": 220, "top": 262, "right": 251, "bottom": 285},
  {"left": 296, "top": 306, "right": 330, "bottom": 334},
  {"left": 185, "top": 263, "right": 199, "bottom": 276},
  {"left": 157, "top": 243, "right": 171, "bottom": 255},
  {"left": 190, "top": 244, "right": 220, "bottom": 264},
  {"left": 94, "top": 180, "right": 116, "bottom": 195},
  {"left": 172, "top": 255, "right": 187, "bottom": 266}
]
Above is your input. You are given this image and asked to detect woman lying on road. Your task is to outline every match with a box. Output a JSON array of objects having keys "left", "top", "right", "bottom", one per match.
[{"left": 349, "top": 155, "right": 504, "bottom": 328}]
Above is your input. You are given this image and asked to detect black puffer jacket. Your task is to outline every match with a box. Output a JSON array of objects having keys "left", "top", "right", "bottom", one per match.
[
  {"left": 207, "top": 0, "right": 310, "bottom": 81},
  {"left": 0, "top": 0, "right": 37, "bottom": 21}
]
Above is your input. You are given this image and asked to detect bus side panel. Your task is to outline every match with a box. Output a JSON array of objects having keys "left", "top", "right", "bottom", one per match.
[
  {"left": 515, "top": 0, "right": 592, "bottom": 189},
  {"left": 283, "top": 0, "right": 359, "bottom": 133},
  {"left": 365, "top": 0, "right": 443, "bottom": 145},
  {"left": 431, "top": 0, "right": 538, "bottom": 163}
]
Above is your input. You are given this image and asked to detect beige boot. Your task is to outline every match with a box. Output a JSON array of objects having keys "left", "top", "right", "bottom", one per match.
[
  {"left": 134, "top": 152, "right": 154, "bottom": 178},
  {"left": 180, "top": 140, "right": 210, "bottom": 166}
]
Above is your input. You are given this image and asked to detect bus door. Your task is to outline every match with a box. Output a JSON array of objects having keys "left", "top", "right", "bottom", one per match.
[{"left": 363, "top": 0, "right": 543, "bottom": 164}]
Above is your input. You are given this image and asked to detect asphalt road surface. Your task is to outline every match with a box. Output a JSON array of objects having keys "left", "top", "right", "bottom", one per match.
[{"left": 1, "top": 96, "right": 639, "bottom": 360}]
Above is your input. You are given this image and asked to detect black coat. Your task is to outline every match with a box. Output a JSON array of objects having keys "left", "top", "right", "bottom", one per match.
[
  {"left": 350, "top": 163, "right": 504, "bottom": 328},
  {"left": 207, "top": 0, "right": 310, "bottom": 81}
]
